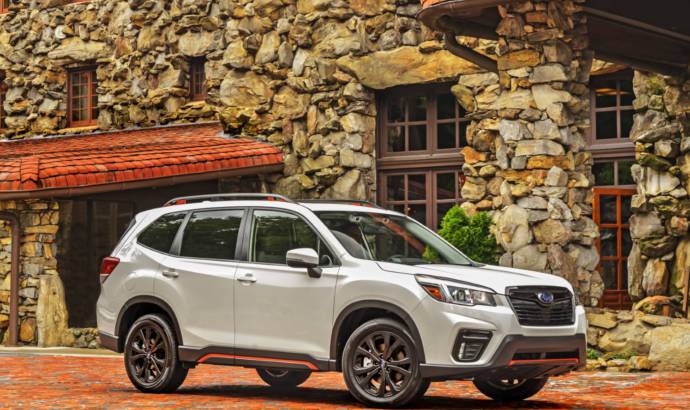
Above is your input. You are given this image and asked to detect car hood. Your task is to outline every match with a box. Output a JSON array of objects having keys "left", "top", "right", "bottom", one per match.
[{"left": 376, "top": 262, "right": 573, "bottom": 295}]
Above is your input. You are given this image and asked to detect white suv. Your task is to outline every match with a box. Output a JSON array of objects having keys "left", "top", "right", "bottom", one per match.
[{"left": 97, "top": 194, "right": 587, "bottom": 407}]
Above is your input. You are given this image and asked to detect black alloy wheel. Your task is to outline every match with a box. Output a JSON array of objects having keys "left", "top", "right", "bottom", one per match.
[
  {"left": 343, "top": 318, "right": 428, "bottom": 408},
  {"left": 124, "top": 314, "right": 188, "bottom": 393}
]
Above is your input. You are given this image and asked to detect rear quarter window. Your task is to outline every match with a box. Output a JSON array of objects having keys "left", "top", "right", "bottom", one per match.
[{"left": 137, "top": 212, "right": 186, "bottom": 253}]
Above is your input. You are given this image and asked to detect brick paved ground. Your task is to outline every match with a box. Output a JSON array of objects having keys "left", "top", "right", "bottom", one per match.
[{"left": 0, "top": 355, "right": 689, "bottom": 409}]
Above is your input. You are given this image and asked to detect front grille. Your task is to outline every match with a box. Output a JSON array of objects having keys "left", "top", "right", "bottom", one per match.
[{"left": 507, "top": 287, "right": 574, "bottom": 326}]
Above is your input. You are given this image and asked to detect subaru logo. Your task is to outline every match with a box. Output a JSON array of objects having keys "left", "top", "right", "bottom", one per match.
[{"left": 537, "top": 291, "right": 554, "bottom": 304}]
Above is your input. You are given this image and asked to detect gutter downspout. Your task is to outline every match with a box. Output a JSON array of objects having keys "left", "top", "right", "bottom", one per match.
[{"left": 0, "top": 212, "right": 20, "bottom": 346}]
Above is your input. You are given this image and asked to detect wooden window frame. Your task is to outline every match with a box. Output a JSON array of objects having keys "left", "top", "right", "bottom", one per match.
[
  {"left": 379, "top": 169, "right": 464, "bottom": 229},
  {"left": 593, "top": 187, "right": 636, "bottom": 310},
  {"left": 592, "top": 158, "right": 637, "bottom": 188},
  {"left": 589, "top": 71, "right": 635, "bottom": 148},
  {"left": 377, "top": 83, "right": 470, "bottom": 169},
  {"left": 189, "top": 58, "right": 207, "bottom": 102},
  {"left": 376, "top": 84, "right": 470, "bottom": 229},
  {"left": 67, "top": 67, "right": 98, "bottom": 128},
  {"left": 0, "top": 71, "right": 6, "bottom": 129}
]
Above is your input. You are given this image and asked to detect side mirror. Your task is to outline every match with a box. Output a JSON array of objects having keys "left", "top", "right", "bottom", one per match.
[{"left": 286, "top": 248, "right": 322, "bottom": 278}]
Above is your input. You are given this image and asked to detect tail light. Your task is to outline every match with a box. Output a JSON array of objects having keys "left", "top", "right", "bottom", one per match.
[{"left": 100, "top": 257, "right": 120, "bottom": 284}]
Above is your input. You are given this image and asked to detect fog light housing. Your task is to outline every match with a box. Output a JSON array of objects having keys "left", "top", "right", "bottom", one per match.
[{"left": 453, "top": 330, "right": 492, "bottom": 362}]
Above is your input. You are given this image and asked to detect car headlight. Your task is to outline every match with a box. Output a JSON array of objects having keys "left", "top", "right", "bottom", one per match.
[{"left": 416, "top": 275, "right": 495, "bottom": 306}]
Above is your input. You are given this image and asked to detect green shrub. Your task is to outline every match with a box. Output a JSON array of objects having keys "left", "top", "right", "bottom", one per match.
[
  {"left": 436, "top": 206, "right": 498, "bottom": 264},
  {"left": 587, "top": 348, "right": 602, "bottom": 360}
]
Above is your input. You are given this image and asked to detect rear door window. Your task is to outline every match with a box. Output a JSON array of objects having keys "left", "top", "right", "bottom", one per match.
[
  {"left": 138, "top": 212, "right": 187, "bottom": 253},
  {"left": 180, "top": 209, "right": 244, "bottom": 260}
]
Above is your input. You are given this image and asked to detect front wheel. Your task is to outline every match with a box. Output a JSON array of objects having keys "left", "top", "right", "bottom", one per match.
[
  {"left": 257, "top": 368, "right": 311, "bottom": 388},
  {"left": 342, "top": 318, "right": 427, "bottom": 408},
  {"left": 124, "top": 314, "right": 188, "bottom": 393},
  {"left": 473, "top": 377, "right": 548, "bottom": 402}
]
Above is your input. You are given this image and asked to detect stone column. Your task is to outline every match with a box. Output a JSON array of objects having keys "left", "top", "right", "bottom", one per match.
[
  {"left": 455, "top": 0, "right": 601, "bottom": 305},
  {"left": 628, "top": 69, "right": 690, "bottom": 302}
]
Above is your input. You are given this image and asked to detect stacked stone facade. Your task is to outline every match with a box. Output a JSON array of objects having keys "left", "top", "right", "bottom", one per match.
[
  {"left": 0, "top": 0, "right": 484, "bottom": 345},
  {"left": 452, "top": 0, "right": 600, "bottom": 305},
  {"left": 628, "top": 69, "right": 690, "bottom": 301},
  {"left": 0, "top": 199, "right": 62, "bottom": 345}
]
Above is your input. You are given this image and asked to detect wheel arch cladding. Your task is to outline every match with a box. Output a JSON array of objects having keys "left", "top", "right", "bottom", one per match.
[
  {"left": 116, "top": 296, "right": 184, "bottom": 352},
  {"left": 330, "top": 300, "right": 425, "bottom": 370}
]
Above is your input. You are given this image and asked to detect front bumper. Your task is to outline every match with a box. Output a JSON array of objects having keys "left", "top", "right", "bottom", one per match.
[{"left": 420, "top": 334, "right": 586, "bottom": 380}]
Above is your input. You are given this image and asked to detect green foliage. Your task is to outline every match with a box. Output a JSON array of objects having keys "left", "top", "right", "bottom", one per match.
[
  {"left": 587, "top": 348, "right": 602, "bottom": 360},
  {"left": 603, "top": 349, "right": 636, "bottom": 361},
  {"left": 436, "top": 206, "right": 498, "bottom": 264}
]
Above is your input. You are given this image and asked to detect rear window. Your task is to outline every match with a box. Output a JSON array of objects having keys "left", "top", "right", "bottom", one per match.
[
  {"left": 138, "top": 212, "right": 186, "bottom": 253},
  {"left": 180, "top": 209, "right": 243, "bottom": 260}
]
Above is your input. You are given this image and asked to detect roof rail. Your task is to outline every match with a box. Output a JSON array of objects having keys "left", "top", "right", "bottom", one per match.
[
  {"left": 298, "top": 199, "right": 383, "bottom": 209},
  {"left": 164, "top": 193, "right": 295, "bottom": 207}
]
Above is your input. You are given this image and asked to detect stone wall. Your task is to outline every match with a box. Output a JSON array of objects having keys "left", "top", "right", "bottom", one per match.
[
  {"left": 1, "top": 0, "right": 482, "bottom": 201},
  {"left": 627, "top": 69, "right": 690, "bottom": 302},
  {"left": 450, "top": 0, "right": 600, "bottom": 305},
  {"left": 0, "top": 199, "right": 65, "bottom": 346}
]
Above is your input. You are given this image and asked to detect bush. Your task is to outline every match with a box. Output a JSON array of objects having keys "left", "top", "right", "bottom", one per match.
[{"left": 436, "top": 206, "right": 498, "bottom": 264}]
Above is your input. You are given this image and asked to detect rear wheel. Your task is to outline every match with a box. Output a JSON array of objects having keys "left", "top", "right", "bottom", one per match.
[
  {"left": 124, "top": 314, "right": 188, "bottom": 393},
  {"left": 257, "top": 368, "right": 311, "bottom": 388},
  {"left": 342, "top": 318, "right": 427, "bottom": 408},
  {"left": 473, "top": 377, "right": 548, "bottom": 402}
]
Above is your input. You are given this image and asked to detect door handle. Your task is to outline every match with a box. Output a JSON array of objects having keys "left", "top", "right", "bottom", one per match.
[
  {"left": 162, "top": 269, "right": 179, "bottom": 278},
  {"left": 237, "top": 273, "right": 257, "bottom": 284}
]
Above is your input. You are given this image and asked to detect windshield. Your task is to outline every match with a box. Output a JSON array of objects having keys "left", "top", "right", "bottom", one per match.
[{"left": 316, "top": 211, "right": 475, "bottom": 266}]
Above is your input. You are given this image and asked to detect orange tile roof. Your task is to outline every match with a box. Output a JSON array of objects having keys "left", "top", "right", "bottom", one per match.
[{"left": 0, "top": 123, "right": 284, "bottom": 197}]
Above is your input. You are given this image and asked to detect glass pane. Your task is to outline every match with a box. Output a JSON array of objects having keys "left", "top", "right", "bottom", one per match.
[
  {"left": 620, "top": 109, "right": 634, "bottom": 138},
  {"left": 437, "top": 172, "right": 456, "bottom": 200},
  {"left": 595, "top": 80, "right": 618, "bottom": 108},
  {"left": 388, "top": 97, "right": 404, "bottom": 123},
  {"left": 596, "top": 111, "right": 617, "bottom": 139},
  {"left": 618, "top": 160, "right": 635, "bottom": 185},
  {"left": 408, "top": 96, "right": 427, "bottom": 121},
  {"left": 621, "top": 261, "right": 628, "bottom": 289},
  {"left": 180, "top": 210, "right": 243, "bottom": 260},
  {"left": 437, "top": 123, "right": 456, "bottom": 149},
  {"left": 408, "top": 174, "right": 426, "bottom": 200},
  {"left": 593, "top": 162, "right": 614, "bottom": 186},
  {"left": 408, "top": 204, "right": 426, "bottom": 226},
  {"left": 409, "top": 125, "right": 427, "bottom": 151},
  {"left": 600, "top": 196, "right": 617, "bottom": 224},
  {"left": 600, "top": 228, "right": 618, "bottom": 257},
  {"left": 437, "top": 93, "right": 457, "bottom": 120},
  {"left": 622, "top": 229, "right": 632, "bottom": 257},
  {"left": 387, "top": 126, "right": 404, "bottom": 152},
  {"left": 620, "top": 80, "right": 634, "bottom": 106},
  {"left": 621, "top": 195, "right": 632, "bottom": 223},
  {"left": 391, "top": 204, "right": 405, "bottom": 214},
  {"left": 600, "top": 260, "right": 618, "bottom": 290},
  {"left": 437, "top": 203, "right": 454, "bottom": 229},
  {"left": 387, "top": 175, "right": 405, "bottom": 201},
  {"left": 251, "top": 210, "right": 320, "bottom": 264},
  {"left": 138, "top": 212, "right": 186, "bottom": 253},
  {"left": 459, "top": 121, "right": 469, "bottom": 147}
]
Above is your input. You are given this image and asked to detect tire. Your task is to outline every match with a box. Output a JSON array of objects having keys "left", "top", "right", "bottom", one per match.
[
  {"left": 257, "top": 368, "right": 311, "bottom": 388},
  {"left": 342, "top": 318, "right": 427, "bottom": 408},
  {"left": 124, "top": 313, "right": 188, "bottom": 393},
  {"left": 473, "top": 377, "right": 548, "bottom": 402}
]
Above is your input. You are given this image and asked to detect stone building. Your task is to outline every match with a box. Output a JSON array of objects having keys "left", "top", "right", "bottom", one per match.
[{"left": 0, "top": 0, "right": 689, "bottom": 351}]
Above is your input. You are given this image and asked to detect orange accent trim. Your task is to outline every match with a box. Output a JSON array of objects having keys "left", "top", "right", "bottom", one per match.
[
  {"left": 508, "top": 358, "right": 579, "bottom": 367},
  {"left": 197, "top": 354, "right": 318, "bottom": 371}
]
